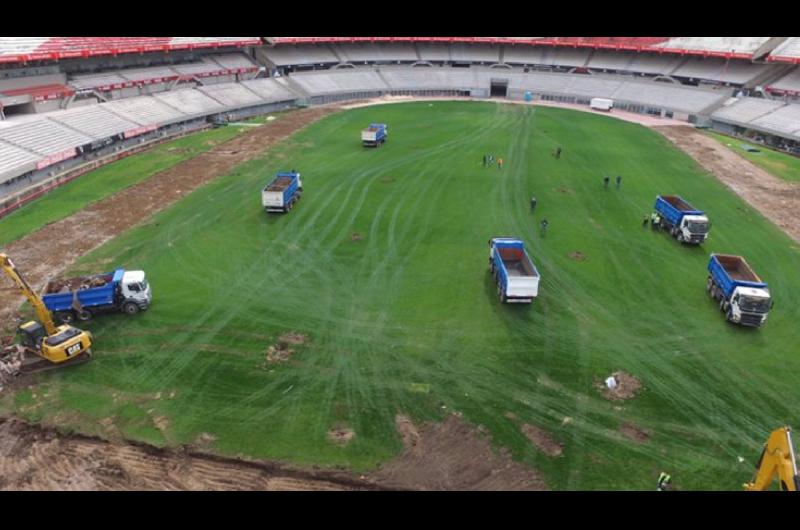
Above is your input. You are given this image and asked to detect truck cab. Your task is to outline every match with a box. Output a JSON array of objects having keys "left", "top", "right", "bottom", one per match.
[
  {"left": 678, "top": 214, "right": 710, "bottom": 244},
  {"left": 119, "top": 270, "right": 152, "bottom": 314},
  {"left": 361, "top": 123, "right": 388, "bottom": 147},
  {"left": 728, "top": 286, "right": 772, "bottom": 327}
]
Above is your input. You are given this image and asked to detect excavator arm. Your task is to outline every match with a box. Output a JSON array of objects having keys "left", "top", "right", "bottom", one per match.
[
  {"left": 744, "top": 426, "right": 799, "bottom": 491},
  {"left": 1, "top": 253, "right": 58, "bottom": 335}
]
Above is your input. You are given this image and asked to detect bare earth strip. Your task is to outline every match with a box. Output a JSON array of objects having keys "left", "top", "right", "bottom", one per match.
[
  {"left": 0, "top": 417, "right": 382, "bottom": 491},
  {"left": 655, "top": 126, "right": 800, "bottom": 244},
  {"left": 0, "top": 107, "right": 337, "bottom": 329}
]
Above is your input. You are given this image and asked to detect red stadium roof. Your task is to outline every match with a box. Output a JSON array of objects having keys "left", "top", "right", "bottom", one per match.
[{"left": 0, "top": 37, "right": 262, "bottom": 64}]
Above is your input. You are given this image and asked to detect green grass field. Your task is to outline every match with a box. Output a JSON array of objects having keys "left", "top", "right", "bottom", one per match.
[
  {"left": 0, "top": 124, "right": 247, "bottom": 247},
  {"left": 3, "top": 101, "right": 799, "bottom": 490},
  {"left": 704, "top": 130, "right": 800, "bottom": 183}
]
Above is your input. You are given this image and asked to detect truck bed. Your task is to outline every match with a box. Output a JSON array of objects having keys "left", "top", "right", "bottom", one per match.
[
  {"left": 498, "top": 248, "right": 537, "bottom": 277},
  {"left": 661, "top": 195, "right": 694, "bottom": 212},
  {"left": 265, "top": 176, "right": 294, "bottom": 192},
  {"left": 45, "top": 273, "right": 113, "bottom": 294},
  {"left": 716, "top": 254, "right": 761, "bottom": 282}
]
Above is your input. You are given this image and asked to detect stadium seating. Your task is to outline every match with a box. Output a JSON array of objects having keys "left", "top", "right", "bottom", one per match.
[
  {"left": 334, "top": 43, "right": 418, "bottom": 63},
  {"left": 711, "top": 97, "right": 785, "bottom": 124},
  {"left": 766, "top": 67, "right": 800, "bottom": 94},
  {"left": 46, "top": 105, "right": 139, "bottom": 139},
  {"left": 0, "top": 119, "right": 93, "bottom": 156},
  {"left": 750, "top": 104, "right": 800, "bottom": 136},
  {"left": 102, "top": 96, "right": 186, "bottom": 126},
  {"left": 198, "top": 83, "right": 264, "bottom": 108},
  {"left": 261, "top": 44, "right": 340, "bottom": 66},
  {"left": 238, "top": 79, "right": 298, "bottom": 101},
  {"left": 656, "top": 37, "right": 771, "bottom": 57},
  {"left": 0, "top": 139, "right": 41, "bottom": 179},
  {"left": 153, "top": 89, "right": 226, "bottom": 117},
  {"left": 769, "top": 38, "right": 800, "bottom": 63},
  {"left": 671, "top": 58, "right": 769, "bottom": 84}
]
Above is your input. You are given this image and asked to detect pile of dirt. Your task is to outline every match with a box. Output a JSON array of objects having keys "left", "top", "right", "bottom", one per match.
[
  {"left": 520, "top": 424, "right": 563, "bottom": 457},
  {"left": 595, "top": 371, "right": 642, "bottom": 401},
  {"left": 370, "top": 414, "right": 546, "bottom": 490},
  {"left": 46, "top": 274, "right": 109, "bottom": 294},
  {"left": 0, "top": 106, "right": 338, "bottom": 326},
  {"left": 265, "top": 332, "right": 307, "bottom": 363},
  {"left": 619, "top": 422, "right": 650, "bottom": 443},
  {"left": 0, "top": 417, "right": 381, "bottom": 491},
  {"left": 568, "top": 251, "right": 586, "bottom": 261},
  {"left": 555, "top": 186, "right": 574, "bottom": 194},
  {"left": 327, "top": 427, "right": 355, "bottom": 445},
  {"left": 350, "top": 232, "right": 363, "bottom": 242}
]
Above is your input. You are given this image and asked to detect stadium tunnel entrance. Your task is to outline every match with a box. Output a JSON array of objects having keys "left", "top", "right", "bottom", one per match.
[{"left": 490, "top": 79, "right": 508, "bottom": 98}]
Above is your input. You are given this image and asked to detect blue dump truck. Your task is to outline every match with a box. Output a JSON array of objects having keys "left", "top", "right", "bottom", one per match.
[
  {"left": 262, "top": 171, "right": 302, "bottom": 213},
  {"left": 361, "top": 123, "right": 388, "bottom": 147},
  {"left": 654, "top": 195, "right": 710, "bottom": 244},
  {"left": 488, "top": 238, "right": 541, "bottom": 303},
  {"left": 707, "top": 254, "right": 772, "bottom": 327},
  {"left": 43, "top": 268, "right": 152, "bottom": 323}
]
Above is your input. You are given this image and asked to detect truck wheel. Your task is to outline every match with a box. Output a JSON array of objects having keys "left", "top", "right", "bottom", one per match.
[
  {"left": 677, "top": 233, "right": 685, "bottom": 243},
  {"left": 58, "top": 311, "right": 76, "bottom": 324},
  {"left": 77, "top": 309, "right": 92, "bottom": 321},
  {"left": 706, "top": 277, "right": 713, "bottom": 293},
  {"left": 123, "top": 302, "right": 140, "bottom": 315},
  {"left": 726, "top": 308, "right": 734, "bottom": 322},
  {"left": 719, "top": 299, "right": 727, "bottom": 313}
]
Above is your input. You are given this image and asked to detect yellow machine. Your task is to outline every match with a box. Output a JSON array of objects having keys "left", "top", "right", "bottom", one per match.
[
  {"left": 744, "top": 426, "right": 798, "bottom": 491},
  {"left": 1, "top": 253, "right": 92, "bottom": 372}
]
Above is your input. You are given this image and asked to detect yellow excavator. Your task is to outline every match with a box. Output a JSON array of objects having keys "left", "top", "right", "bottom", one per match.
[
  {"left": 1, "top": 253, "right": 93, "bottom": 373},
  {"left": 744, "top": 426, "right": 798, "bottom": 491}
]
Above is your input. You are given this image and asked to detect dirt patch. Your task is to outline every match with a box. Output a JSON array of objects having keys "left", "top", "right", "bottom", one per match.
[
  {"left": 0, "top": 416, "right": 382, "bottom": 491},
  {"left": 370, "top": 414, "right": 546, "bottom": 490},
  {"left": 264, "top": 332, "right": 307, "bottom": 364},
  {"left": 0, "top": 106, "right": 338, "bottom": 331},
  {"left": 568, "top": 251, "right": 586, "bottom": 261},
  {"left": 656, "top": 126, "right": 800, "bottom": 244},
  {"left": 555, "top": 186, "right": 573, "bottom": 194},
  {"left": 350, "top": 232, "right": 363, "bottom": 242},
  {"left": 595, "top": 371, "right": 642, "bottom": 401},
  {"left": 520, "top": 424, "right": 563, "bottom": 457},
  {"left": 327, "top": 427, "right": 355, "bottom": 445},
  {"left": 152, "top": 415, "right": 170, "bottom": 433},
  {"left": 619, "top": 422, "right": 650, "bottom": 443},
  {"left": 278, "top": 332, "right": 306, "bottom": 346},
  {"left": 193, "top": 432, "right": 217, "bottom": 449}
]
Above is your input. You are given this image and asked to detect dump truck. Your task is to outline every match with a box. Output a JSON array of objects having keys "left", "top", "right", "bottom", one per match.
[
  {"left": 654, "top": 195, "right": 710, "bottom": 244},
  {"left": 262, "top": 171, "right": 302, "bottom": 213},
  {"left": 707, "top": 254, "right": 772, "bottom": 327},
  {"left": 43, "top": 268, "right": 152, "bottom": 323},
  {"left": 361, "top": 123, "right": 388, "bottom": 147},
  {"left": 488, "top": 238, "right": 540, "bottom": 303}
]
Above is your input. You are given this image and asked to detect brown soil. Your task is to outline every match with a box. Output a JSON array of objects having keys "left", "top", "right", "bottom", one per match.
[
  {"left": 0, "top": 106, "right": 338, "bottom": 333},
  {"left": 655, "top": 126, "right": 800, "bottom": 243},
  {"left": 568, "top": 251, "right": 586, "bottom": 261},
  {"left": 327, "top": 427, "right": 355, "bottom": 445},
  {"left": 555, "top": 186, "right": 573, "bottom": 194},
  {"left": 0, "top": 416, "right": 382, "bottom": 491},
  {"left": 520, "top": 424, "right": 563, "bottom": 457},
  {"left": 351, "top": 232, "right": 363, "bottom": 241},
  {"left": 595, "top": 371, "right": 642, "bottom": 401},
  {"left": 264, "top": 332, "right": 307, "bottom": 363},
  {"left": 619, "top": 422, "right": 650, "bottom": 443},
  {"left": 371, "top": 414, "right": 546, "bottom": 490}
]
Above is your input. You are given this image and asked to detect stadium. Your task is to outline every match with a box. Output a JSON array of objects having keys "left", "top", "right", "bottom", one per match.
[{"left": 0, "top": 36, "right": 798, "bottom": 491}]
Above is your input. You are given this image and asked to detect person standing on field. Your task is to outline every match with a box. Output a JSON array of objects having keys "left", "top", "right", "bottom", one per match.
[
  {"left": 616, "top": 175, "right": 622, "bottom": 189},
  {"left": 498, "top": 158, "right": 504, "bottom": 170},
  {"left": 603, "top": 176, "right": 610, "bottom": 189}
]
